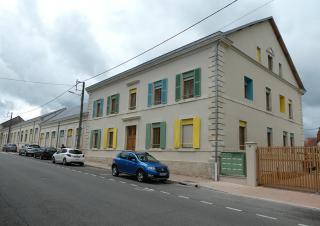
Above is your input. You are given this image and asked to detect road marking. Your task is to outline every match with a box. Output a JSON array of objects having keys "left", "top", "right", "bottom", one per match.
[
  {"left": 142, "top": 188, "right": 154, "bottom": 191},
  {"left": 178, "top": 195, "right": 190, "bottom": 199},
  {"left": 256, "top": 214, "right": 277, "bottom": 220},
  {"left": 200, "top": 201, "right": 213, "bottom": 205},
  {"left": 90, "top": 174, "right": 97, "bottom": 177},
  {"left": 160, "top": 191, "right": 170, "bottom": 195},
  {"left": 226, "top": 207, "right": 242, "bottom": 212},
  {"left": 119, "top": 181, "right": 126, "bottom": 184},
  {"left": 84, "top": 172, "right": 89, "bottom": 175},
  {"left": 108, "top": 178, "right": 115, "bottom": 181},
  {"left": 130, "top": 184, "right": 138, "bottom": 187},
  {"left": 71, "top": 169, "right": 76, "bottom": 172},
  {"left": 100, "top": 173, "right": 109, "bottom": 176},
  {"left": 99, "top": 176, "right": 105, "bottom": 179},
  {"left": 298, "top": 224, "right": 309, "bottom": 226}
]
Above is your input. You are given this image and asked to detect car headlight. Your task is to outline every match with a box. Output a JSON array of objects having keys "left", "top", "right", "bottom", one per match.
[{"left": 147, "top": 166, "right": 156, "bottom": 171}]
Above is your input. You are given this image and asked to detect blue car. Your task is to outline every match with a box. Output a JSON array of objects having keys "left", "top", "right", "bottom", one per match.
[{"left": 112, "top": 151, "right": 169, "bottom": 182}]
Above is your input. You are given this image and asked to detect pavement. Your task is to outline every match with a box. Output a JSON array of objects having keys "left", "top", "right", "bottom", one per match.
[
  {"left": 86, "top": 160, "right": 320, "bottom": 210},
  {"left": 1, "top": 152, "right": 320, "bottom": 226}
]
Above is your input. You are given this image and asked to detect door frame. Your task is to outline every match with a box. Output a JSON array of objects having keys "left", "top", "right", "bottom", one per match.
[{"left": 125, "top": 125, "right": 137, "bottom": 151}]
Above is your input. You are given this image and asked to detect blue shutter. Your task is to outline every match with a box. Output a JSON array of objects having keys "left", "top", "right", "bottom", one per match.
[
  {"left": 161, "top": 79, "right": 168, "bottom": 104},
  {"left": 160, "top": 121, "right": 166, "bottom": 149},
  {"left": 92, "top": 100, "right": 96, "bottom": 118},
  {"left": 147, "top": 83, "right": 153, "bottom": 107},
  {"left": 194, "top": 68, "right": 201, "bottom": 97},
  {"left": 106, "top": 96, "right": 111, "bottom": 115},
  {"left": 145, "top": 123, "right": 151, "bottom": 149}
]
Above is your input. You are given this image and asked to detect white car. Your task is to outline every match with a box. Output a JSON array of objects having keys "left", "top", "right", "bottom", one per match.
[{"left": 52, "top": 148, "right": 85, "bottom": 166}]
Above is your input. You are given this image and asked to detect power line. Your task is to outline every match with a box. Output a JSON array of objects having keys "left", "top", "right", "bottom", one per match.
[
  {"left": 0, "top": 77, "right": 73, "bottom": 86},
  {"left": 83, "top": 0, "right": 240, "bottom": 82}
]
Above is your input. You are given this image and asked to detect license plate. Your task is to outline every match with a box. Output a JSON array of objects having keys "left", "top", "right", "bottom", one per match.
[
  {"left": 159, "top": 173, "right": 167, "bottom": 176},
  {"left": 74, "top": 156, "right": 80, "bottom": 158}
]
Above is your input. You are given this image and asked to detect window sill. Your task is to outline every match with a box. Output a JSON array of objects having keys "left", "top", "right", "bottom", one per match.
[{"left": 176, "top": 96, "right": 200, "bottom": 104}]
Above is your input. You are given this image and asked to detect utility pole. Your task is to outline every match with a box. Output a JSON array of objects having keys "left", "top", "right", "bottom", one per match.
[
  {"left": 76, "top": 81, "right": 85, "bottom": 150},
  {"left": 7, "top": 112, "right": 13, "bottom": 144}
]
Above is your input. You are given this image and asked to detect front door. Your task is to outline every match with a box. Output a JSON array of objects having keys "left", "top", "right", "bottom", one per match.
[{"left": 126, "top": 126, "right": 136, "bottom": 151}]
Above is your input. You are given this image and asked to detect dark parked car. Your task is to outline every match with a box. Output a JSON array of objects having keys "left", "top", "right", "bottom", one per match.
[
  {"left": 112, "top": 151, "right": 169, "bottom": 182},
  {"left": 2, "top": 143, "right": 17, "bottom": 152},
  {"left": 34, "top": 147, "right": 57, "bottom": 160},
  {"left": 19, "top": 144, "right": 40, "bottom": 157}
]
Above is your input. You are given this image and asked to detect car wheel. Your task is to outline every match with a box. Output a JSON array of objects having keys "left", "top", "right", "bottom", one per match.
[
  {"left": 137, "top": 170, "right": 146, "bottom": 183},
  {"left": 79, "top": 162, "right": 84, "bottom": 167},
  {"left": 52, "top": 157, "right": 56, "bottom": 164},
  {"left": 112, "top": 165, "right": 119, "bottom": 177},
  {"left": 63, "top": 158, "right": 67, "bottom": 166}
]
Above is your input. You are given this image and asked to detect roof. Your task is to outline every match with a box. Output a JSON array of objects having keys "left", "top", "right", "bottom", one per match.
[
  {"left": 43, "top": 104, "right": 88, "bottom": 124},
  {"left": 1, "top": 116, "right": 24, "bottom": 128},
  {"left": 87, "top": 17, "right": 305, "bottom": 92}
]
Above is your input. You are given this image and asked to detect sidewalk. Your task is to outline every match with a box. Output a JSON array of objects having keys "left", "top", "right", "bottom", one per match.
[{"left": 85, "top": 161, "right": 320, "bottom": 210}]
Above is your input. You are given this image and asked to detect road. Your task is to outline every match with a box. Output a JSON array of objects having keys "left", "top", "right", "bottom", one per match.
[{"left": 0, "top": 152, "right": 319, "bottom": 226}]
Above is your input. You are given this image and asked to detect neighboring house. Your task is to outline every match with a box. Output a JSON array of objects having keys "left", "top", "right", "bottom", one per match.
[
  {"left": 84, "top": 17, "right": 305, "bottom": 178},
  {"left": 0, "top": 106, "right": 88, "bottom": 149},
  {"left": 317, "top": 128, "right": 320, "bottom": 146}
]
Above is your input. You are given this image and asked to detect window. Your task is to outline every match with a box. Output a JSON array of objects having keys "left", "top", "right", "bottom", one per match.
[
  {"left": 45, "top": 132, "right": 49, "bottom": 139},
  {"left": 267, "top": 127, "right": 273, "bottom": 147},
  {"left": 239, "top": 121, "right": 247, "bottom": 150},
  {"left": 90, "top": 129, "right": 101, "bottom": 149},
  {"left": 148, "top": 79, "right": 167, "bottom": 106},
  {"left": 288, "top": 99, "right": 293, "bottom": 119},
  {"left": 256, "top": 47, "right": 261, "bottom": 63},
  {"left": 182, "top": 124, "right": 193, "bottom": 148},
  {"left": 280, "top": 95, "right": 286, "bottom": 113},
  {"left": 20, "top": 131, "right": 23, "bottom": 142},
  {"left": 266, "top": 87, "right": 272, "bottom": 111},
  {"left": 24, "top": 131, "right": 28, "bottom": 142},
  {"left": 107, "top": 94, "right": 120, "bottom": 115},
  {"left": 51, "top": 131, "right": 56, "bottom": 138},
  {"left": 92, "top": 99, "right": 104, "bottom": 118},
  {"left": 146, "top": 122, "right": 166, "bottom": 149},
  {"left": 290, "top": 133, "right": 294, "bottom": 146},
  {"left": 279, "top": 63, "right": 282, "bottom": 77},
  {"left": 152, "top": 127, "right": 161, "bottom": 148},
  {"left": 60, "top": 130, "right": 65, "bottom": 138},
  {"left": 283, "top": 131, "right": 288, "bottom": 147},
  {"left": 244, "top": 76, "right": 253, "bottom": 100},
  {"left": 268, "top": 55, "right": 273, "bottom": 71},
  {"left": 108, "top": 130, "right": 113, "bottom": 148},
  {"left": 129, "top": 88, "right": 137, "bottom": 110},
  {"left": 175, "top": 68, "right": 201, "bottom": 101},
  {"left": 174, "top": 118, "right": 200, "bottom": 149},
  {"left": 103, "top": 128, "right": 117, "bottom": 149}
]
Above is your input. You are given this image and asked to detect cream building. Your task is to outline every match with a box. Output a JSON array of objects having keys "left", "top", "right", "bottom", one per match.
[{"left": 84, "top": 17, "right": 305, "bottom": 178}]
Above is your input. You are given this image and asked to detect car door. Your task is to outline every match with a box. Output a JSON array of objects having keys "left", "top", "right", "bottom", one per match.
[
  {"left": 127, "top": 153, "right": 139, "bottom": 175},
  {"left": 117, "top": 152, "right": 129, "bottom": 173}
]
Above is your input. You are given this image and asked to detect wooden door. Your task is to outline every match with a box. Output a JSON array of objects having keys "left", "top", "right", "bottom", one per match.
[{"left": 126, "top": 126, "right": 136, "bottom": 151}]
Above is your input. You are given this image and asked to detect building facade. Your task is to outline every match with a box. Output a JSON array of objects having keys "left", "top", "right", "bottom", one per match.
[{"left": 84, "top": 17, "right": 305, "bottom": 178}]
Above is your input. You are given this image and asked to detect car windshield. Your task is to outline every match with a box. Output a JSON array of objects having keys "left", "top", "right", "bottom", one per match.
[
  {"left": 136, "top": 153, "right": 158, "bottom": 163},
  {"left": 30, "top": 145, "right": 40, "bottom": 148},
  {"left": 69, "top": 150, "right": 82, "bottom": 154}
]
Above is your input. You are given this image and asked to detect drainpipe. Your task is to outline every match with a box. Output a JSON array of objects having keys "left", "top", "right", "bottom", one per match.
[
  {"left": 32, "top": 121, "right": 35, "bottom": 144},
  {"left": 214, "top": 41, "right": 220, "bottom": 182}
]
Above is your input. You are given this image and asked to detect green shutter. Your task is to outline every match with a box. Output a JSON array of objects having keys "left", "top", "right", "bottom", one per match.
[
  {"left": 161, "top": 79, "right": 168, "bottom": 104},
  {"left": 194, "top": 68, "right": 201, "bottom": 97},
  {"left": 97, "top": 129, "right": 101, "bottom": 149},
  {"left": 99, "top": 99, "right": 104, "bottom": 116},
  {"left": 115, "top": 94, "right": 120, "bottom": 113},
  {"left": 147, "top": 83, "right": 153, "bottom": 107},
  {"left": 92, "top": 100, "right": 96, "bottom": 118},
  {"left": 106, "top": 96, "right": 111, "bottom": 115},
  {"left": 90, "top": 130, "right": 93, "bottom": 148},
  {"left": 175, "top": 74, "right": 181, "bottom": 101},
  {"left": 145, "top": 123, "right": 151, "bottom": 149},
  {"left": 160, "top": 121, "right": 166, "bottom": 149}
]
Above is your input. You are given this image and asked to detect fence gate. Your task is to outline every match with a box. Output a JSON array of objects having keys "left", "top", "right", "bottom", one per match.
[{"left": 257, "top": 146, "right": 320, "bottom": 192}]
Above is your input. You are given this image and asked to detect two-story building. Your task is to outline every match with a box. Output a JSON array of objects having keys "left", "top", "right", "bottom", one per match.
[{"left": 84, "top": 17, "right": 305, "bottom": 178}]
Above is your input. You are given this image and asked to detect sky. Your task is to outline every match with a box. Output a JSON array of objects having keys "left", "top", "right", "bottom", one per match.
[{"left": 0, "top": 0, "right": 319, "bottom": 137}]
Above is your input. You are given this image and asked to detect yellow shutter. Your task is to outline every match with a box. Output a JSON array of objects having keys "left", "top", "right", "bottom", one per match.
[
  {"left": 174, "top": 119, "right": 181, "bottom": 149},
  {"left": 280, "top": 95, "right": 286, "bottom": 113},
  {"left": 256, "top": 47, "right": 261, "bottom": 63},
  {"left": 112, "top": 128, "right": 117, "bottom": 149},
  {"left": 193, "top": 117, "right": 201, "bottom": 149},
  {"left": 239, "top": 120, "right": 247, "bottom": 128},
  {"left": 103, "top": 128, "right": 109, "bottom": 149}
]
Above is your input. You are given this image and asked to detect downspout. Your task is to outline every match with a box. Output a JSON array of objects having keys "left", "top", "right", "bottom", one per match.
[
  {"left": 56, "top": 121, "right": 60, "bottom": 149},
  {"left": 32, "top": 121, "right": 35, "bottom": 144},
  {"left": 214, "top": 41, "right": 220, "bottom": 181}
]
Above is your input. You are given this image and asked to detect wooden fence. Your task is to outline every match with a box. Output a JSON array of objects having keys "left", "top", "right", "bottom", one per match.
[{"left": 257, "top": 146, "right": 320, "bottom": 192}]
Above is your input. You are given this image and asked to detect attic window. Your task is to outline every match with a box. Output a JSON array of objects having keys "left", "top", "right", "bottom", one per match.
[{"left": 268, "top": 55, "right": 273, "bottom": 71}]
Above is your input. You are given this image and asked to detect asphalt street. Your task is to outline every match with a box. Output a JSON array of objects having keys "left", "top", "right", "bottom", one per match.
[{"left": 0, "top": 152, "right": 319, "bottom": 226}]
